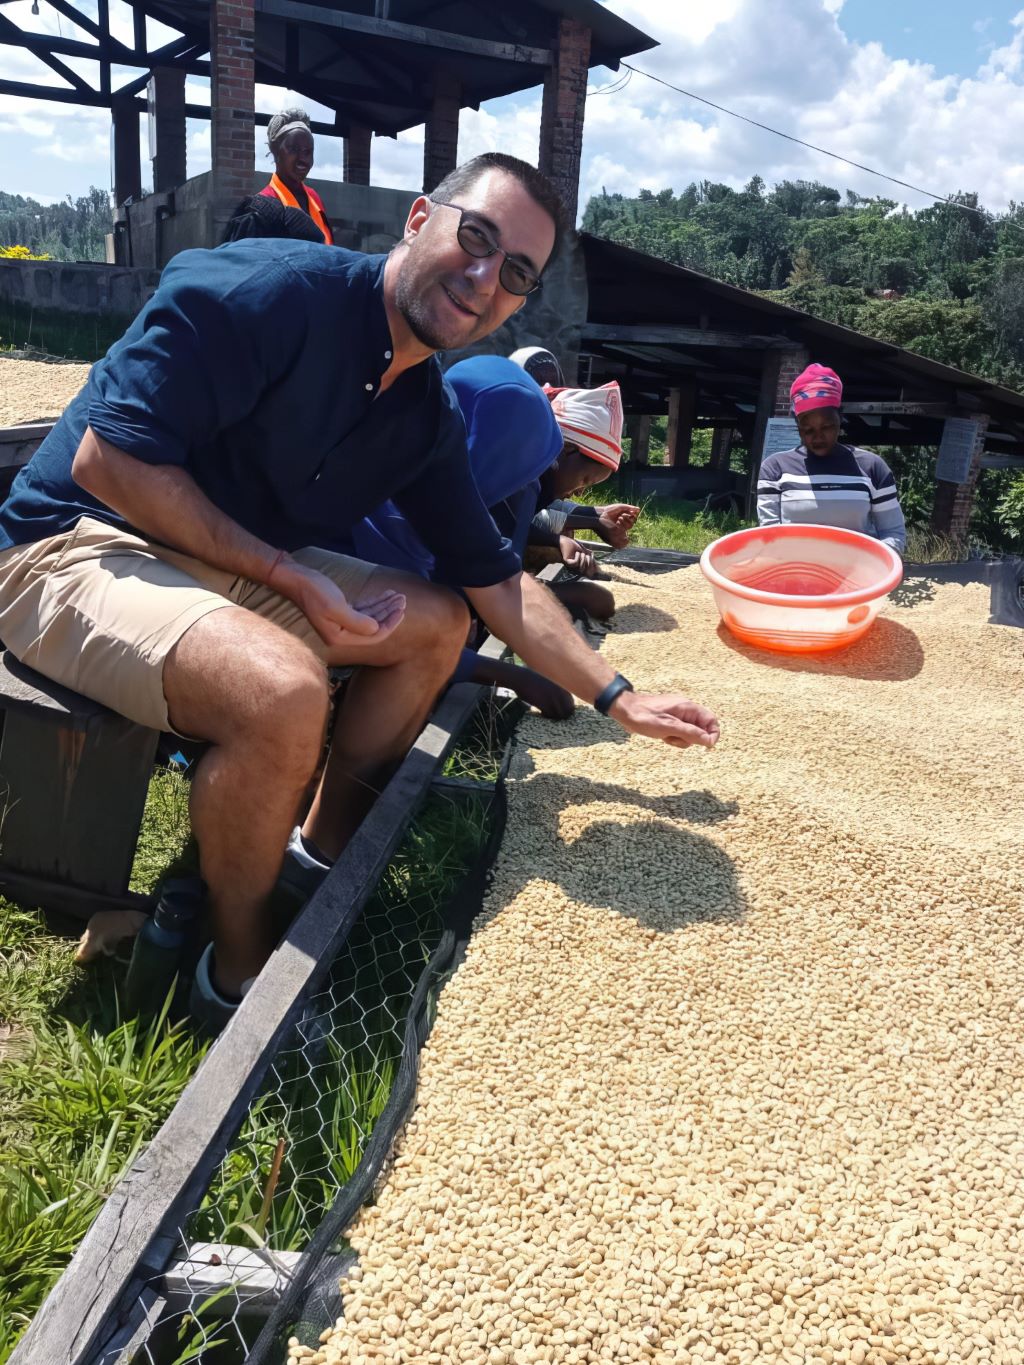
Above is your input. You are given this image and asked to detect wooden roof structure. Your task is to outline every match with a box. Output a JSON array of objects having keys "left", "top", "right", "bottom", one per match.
[
  {"left": 581, "top": 233, "right": 1024, "bottom": 466},
  {"left": 0, "top": 0, "right": 655, "bottom": 137}
]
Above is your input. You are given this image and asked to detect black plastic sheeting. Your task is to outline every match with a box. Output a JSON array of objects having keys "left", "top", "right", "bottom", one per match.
[{"left": 246, "top": 768, "right": 511, "bottom": 1362}]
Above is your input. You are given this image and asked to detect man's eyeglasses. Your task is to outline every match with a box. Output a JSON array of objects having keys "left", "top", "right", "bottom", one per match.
[{"left": 430, "top": 199, "right": 542, "bottom": 297}]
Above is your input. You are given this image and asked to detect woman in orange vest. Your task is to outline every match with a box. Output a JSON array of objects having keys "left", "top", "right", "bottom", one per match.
[{"left": 260, "top": 108, "right": 334, "bottom": 244}]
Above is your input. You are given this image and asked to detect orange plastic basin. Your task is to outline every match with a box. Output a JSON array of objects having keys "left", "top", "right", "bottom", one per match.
[{"left": 700, "top": 525, "right": 903, "bottom": 653}]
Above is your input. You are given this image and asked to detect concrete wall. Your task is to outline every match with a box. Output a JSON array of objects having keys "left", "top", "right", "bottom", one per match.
[
  {"left": 0, "top": 187, "right": 591, "bottom": 389},
  {"left": 116, "top": 172, "right": 418, "bottom": 268},
  {"left": 0, "top": 258, "right": 160, "bottom": 317}
]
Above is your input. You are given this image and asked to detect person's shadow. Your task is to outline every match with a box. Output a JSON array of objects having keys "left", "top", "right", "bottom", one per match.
[
  {"left": 609, "top": 602, "right": 679, "bottom": 635},
  {"left": 715, "top": 615, "right": 924, "bottom": 681},
  {"left": 489, "top": 772, "right": 745, "bottom": 935}
]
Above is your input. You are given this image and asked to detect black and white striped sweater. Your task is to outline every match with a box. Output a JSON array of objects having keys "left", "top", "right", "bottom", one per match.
[{"left": 756, "top": 444, "right": 906, "bottom": 553}]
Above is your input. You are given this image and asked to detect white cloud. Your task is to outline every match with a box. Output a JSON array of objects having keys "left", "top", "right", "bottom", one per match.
[{"left": 569, "top": 0, "right": 1024, "bottom": 214}]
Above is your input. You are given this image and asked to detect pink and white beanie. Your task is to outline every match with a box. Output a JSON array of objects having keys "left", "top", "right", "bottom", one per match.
[
  {"left": 549, "top": 381, "right": 624, "bottom": 470},
  {"left": 790, "top": 363, "right": 843, "bottom": 415}
]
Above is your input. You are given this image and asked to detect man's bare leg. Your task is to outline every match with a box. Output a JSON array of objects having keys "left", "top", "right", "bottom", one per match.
[
  {"left": 163, "top": 607, "right": 329, "bottom": 995},
  {"left": 302, "top": 572, "right": 469, "bottom": 860}
]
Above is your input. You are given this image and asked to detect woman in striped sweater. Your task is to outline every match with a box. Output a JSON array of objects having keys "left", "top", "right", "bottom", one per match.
[{"left": 756, "top": 363, "right": 906, "bottom": 554}]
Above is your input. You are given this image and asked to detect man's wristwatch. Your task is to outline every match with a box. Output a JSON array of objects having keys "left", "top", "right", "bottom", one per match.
[{"left": 594, "top": 673, "right": 634, "bottom": 715}]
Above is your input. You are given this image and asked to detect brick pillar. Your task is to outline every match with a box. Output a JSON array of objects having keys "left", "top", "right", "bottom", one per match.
[
  {"left": 538, "top": 18, "right": 591, "bottom": 224},
  {"left": 149, "top": 67, "right": 187, "bottom": 192},
  {"left": 423, "top": 70, "right": 460, "bottom": 193},
  {"left": 342, "top": 119, "right": 371, "bottom": 185},
  {"left": 665, "top": 379, "right": 695, "bottom": 468},
  {"left": 627, "top": 415, "right": 651, "bottom": 468},
  {"left": 710, "top": 425, "right": 734, "bottom": 471},
  {"left": 112, "top": 97, "right": 142, "bottom": 206},
  {"left": 209, "top": 0, "right": 255, "bottom": 243},
  {"left": 931, "top": 415, "right": 989, "bottom": 539},
  {"left": 773, "top": 346, "right": 810, "bottom": 417},
  {"left": 745, "top": 346, "right": 807, "bottom": 516}
]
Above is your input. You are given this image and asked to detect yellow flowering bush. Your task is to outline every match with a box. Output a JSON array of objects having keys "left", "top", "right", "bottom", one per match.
[{"left": 0, "top": 245, "right": 51, "bottom": 260}]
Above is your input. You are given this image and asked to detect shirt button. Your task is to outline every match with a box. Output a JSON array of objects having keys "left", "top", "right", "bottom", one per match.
[
  {"left": 365, "top": 383, "right": 373, "bottom": 391},
  {"left": 384, "top": 350, "right": 392, "bottom": 359}
]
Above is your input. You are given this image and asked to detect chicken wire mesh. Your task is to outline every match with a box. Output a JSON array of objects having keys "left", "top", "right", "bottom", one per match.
[{"left": 91, "top": 691, "right": 520, "bottom": 1365}]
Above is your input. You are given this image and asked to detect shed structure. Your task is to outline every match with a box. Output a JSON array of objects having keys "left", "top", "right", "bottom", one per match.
[
  {"left": 0, "top": 0, "right": 655, "bottom": 254},
  {"left": 579, "top": 234, "right": 1024, "bottom": 536}
]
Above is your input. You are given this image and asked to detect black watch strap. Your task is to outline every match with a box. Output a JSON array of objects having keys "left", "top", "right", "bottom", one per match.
[{"left": 594, "top": 673, "right": 634, "bottom": 715}]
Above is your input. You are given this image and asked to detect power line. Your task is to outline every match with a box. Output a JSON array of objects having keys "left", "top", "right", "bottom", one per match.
[
  {"left": 619, "top": 61, "right": 990, "bottom": 219},
  {"left": 587, "top": 67, "right": 632, "bottom": 97}
]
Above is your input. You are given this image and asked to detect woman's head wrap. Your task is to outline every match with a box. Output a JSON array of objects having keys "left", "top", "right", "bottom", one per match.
[
  {"left": 549, "top": 381, "right": 624, "bottom": 470},
  {"left": 267, "top": 109, "right": 312, "bottom": 149},
  {"left": 790, "top": 363, "right": 843, "bottom": 416},
  {"left": 509, "top": 346, "right": 564, "bottom": 389}
]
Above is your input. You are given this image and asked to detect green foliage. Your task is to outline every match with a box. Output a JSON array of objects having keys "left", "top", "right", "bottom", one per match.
[
  {"left": 582, "top": 180, "right": 1024, "bottom": 390},
  {"left": 0, "top": 188, "right": 112, "bottom": 264},
  {"left": 994, "top": 474, "right": 1024, "bottom": 541}
]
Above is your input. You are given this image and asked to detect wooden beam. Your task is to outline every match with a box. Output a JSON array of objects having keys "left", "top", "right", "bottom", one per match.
[
  {"left": 254, "top": 0, "right": 552, "bottom": 65},
  {"left": 0, "top": 14, "right": 92, "bottom": 91},
  {"left": 161, "top": 1243, "right": 303, "bottom": 1318},
  {"left": 582, "top": 324, "right": 791, "bottom": 349},
  {"left": 841, "top": 401, "right": 952, "bottom": 416}
]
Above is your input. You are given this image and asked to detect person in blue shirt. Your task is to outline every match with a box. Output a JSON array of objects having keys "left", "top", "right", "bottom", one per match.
[
  {"left": 352, "top": 354, "right": 577, "bottom": 718},
  {"left": 0, "top": 153, "right": 720, "bottom": 1025}
]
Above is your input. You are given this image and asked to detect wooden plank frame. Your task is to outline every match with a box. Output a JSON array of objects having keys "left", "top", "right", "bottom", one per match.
[{"left": 8, "top": 580, "right": 557, "bottom": 1365}]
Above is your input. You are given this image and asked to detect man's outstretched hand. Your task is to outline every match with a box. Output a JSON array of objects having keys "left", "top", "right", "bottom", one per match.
[
  {"left": 275, "top": 559, "right": 406, "bottom": 649},
  {"left": 606, "top": 690, "right": 720, "bottom": 749}
]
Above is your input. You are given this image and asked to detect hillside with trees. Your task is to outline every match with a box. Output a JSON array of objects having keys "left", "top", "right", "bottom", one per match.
[
  {"left": 582, "top": 179, "right": 1024, "bottom": 392},
  {"left": 0, "top": 188, "right": 113, "bottom": 263}
]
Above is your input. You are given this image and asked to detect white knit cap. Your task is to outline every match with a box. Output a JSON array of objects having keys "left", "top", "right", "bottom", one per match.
[
  {"left": 509, "top": 346, "right": 564, "bottom": 387},
  {"left": 549, "top": 381, "right": 623, "bottom": 470}
]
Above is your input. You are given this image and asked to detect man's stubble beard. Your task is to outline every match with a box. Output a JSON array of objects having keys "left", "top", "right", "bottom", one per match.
[{"left": 394, "top": 262, "right": 471, "bottom": 352}]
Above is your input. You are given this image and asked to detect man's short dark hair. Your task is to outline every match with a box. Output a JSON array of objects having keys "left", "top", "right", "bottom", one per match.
[{"left": 430, "top": 154, "right": 567, "bottom": 260}]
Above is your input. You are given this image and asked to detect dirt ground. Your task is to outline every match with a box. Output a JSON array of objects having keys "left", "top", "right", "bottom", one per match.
[
  {"left": 0, "top": 356, "right": 90, "bottom": 426},
  {"left": 317, "top": 564, "right": 1024, "bottom": 1365}
]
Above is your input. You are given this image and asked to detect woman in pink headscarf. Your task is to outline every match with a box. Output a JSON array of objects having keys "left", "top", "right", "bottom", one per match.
[{"left": 756, "top": 363, "right": 906, "bottom": 553}]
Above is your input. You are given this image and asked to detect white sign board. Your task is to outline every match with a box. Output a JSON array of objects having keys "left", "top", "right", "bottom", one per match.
[
  {"left": 935, "top": 417, "right": 980, "bottom": 484},
  {"left": 761, "top": 417, "right": 800, "bottom": 460}
]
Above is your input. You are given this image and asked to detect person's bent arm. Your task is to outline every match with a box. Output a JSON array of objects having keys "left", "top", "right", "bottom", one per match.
[
  {"left": 756, "top": 457, "right": 783, "bottom": 527},
  {"left": 72, "top": 428, "right": 404, "bottom": 648},
  {"left": 869, "top": 461, "right": 907, "bottom": 555},
  {"left": 466, "top": 573, "right": 719, "bottom": 749}
]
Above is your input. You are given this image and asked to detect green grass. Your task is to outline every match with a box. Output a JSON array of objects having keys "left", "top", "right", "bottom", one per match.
[
  {"left": 573, "top": 478, "right": 979, "bottom": 563},
  {"left": 0, "top": 299, "right": 129, "bottom": 364},
  {"left": 0, "top": 751, "right": 499, "bottom": 1361}
]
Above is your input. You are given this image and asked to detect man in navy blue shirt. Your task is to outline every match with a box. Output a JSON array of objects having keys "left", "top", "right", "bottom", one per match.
[{"left": 0, "top": 153, "right": 719, "bottom": 1019}]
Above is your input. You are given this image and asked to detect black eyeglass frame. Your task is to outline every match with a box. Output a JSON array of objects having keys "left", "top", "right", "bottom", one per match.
[{"left": 429, "top": 198, "right": 543, "bottom": 297}]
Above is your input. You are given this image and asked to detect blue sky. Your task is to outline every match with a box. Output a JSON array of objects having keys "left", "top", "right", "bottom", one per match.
[
  {"left": 839, "top": 0, "right": 1022, "bottom": 76},
  {"left": 1, "top": 1, "right": 1023, "bottom": 215}
]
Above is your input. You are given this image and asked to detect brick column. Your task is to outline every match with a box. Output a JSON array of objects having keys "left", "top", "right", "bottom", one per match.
[
  {"left": 710, "top": 425, "right": 734, "bottom": 471},
  {"left": 931, "top": 415, "right": 990, "bottom": 539},
  {"left": 627, "top": 415, "right": 651, "bottom": 468},
  {"left": 340, "top": 115, "right": 371, "bottom": 185},
  {"left": 745, "top": 346, "right": 807, "bottom": 516},
  {"left": 149, "top": 67, "right": 187, "bottom": 192},
  {"left": 773, "top": 346, "right": 810, "bottom": 417},
  {"left": 665, "top": 379, "right": 695, "bottom": 468},
  {"left": 538, "top": 19, "right": 591, "bottom": 224},
  {"left": 209, "top": 0, "right": 255, "bottom": 243},
  {"left": 423, "top": 70, "right": 460, "bottom": 193},
  {"left": 112, "top": 97, "right": 142, "bottom": 207}
]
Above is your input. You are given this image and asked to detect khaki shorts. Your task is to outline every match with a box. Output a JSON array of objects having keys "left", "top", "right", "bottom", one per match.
[{"left": 0, "top": 516, "right": 377, "bottom": 733}]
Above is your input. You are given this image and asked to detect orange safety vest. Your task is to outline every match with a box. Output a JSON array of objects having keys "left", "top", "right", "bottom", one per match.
[{"left": 263, "top": 173, "right": 333, "bottom": 245}]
